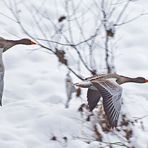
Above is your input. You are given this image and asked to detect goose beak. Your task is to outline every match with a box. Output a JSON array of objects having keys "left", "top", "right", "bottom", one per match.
[
  {"left": 31, "top": 40, "right": 37, "bottom": 44},
  {"left": 145, "top": 79, "right": 148, "bottom": 82}
]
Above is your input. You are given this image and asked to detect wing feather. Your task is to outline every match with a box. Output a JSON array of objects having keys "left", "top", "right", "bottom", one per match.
[
  {"left": 92, "top": 80, "right": 122, "bottom": 127},
  {"left": 87, "top": 86, "right": 101, "bottom": 111}
]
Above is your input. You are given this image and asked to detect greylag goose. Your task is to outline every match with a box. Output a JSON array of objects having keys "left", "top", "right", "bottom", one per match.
[
  {"left": 0, "top": 37, "right": 36, "bottom": 106},
  {"left": 76, "top": 73, "right": 148, "bottom": 127}
]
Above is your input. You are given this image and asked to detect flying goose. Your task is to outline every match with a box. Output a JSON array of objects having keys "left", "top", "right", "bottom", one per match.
[
  {"left": 75, "top": 73, "right": 148, "bottom": 127},
  {"left": 0, "top": 37, "right": 36, "bottom": 106}
]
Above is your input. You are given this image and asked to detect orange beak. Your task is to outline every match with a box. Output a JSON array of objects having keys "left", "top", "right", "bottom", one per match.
[
  {"left": 145, "top": 79, "right": 148, "bottom": 82},
  {"left": 31, "top": 40, "right": 37, "bottom": 45}
]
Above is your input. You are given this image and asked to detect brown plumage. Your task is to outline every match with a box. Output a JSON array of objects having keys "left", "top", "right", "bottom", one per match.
[
  {"left": 0, "top": 37, "right": 36, "bottom": 52},
  {"left": 75, "top": 73, "right": 148, "bottom": 128},
  {"left": 0, "top": 37, "right": 36, "bottom": 106}
]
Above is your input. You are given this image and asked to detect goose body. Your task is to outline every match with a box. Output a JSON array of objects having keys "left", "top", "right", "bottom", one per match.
[
  {"left": 0, "top": 37, "right": 36, "bottom": 106},
  {"left": 76, "top": 73, "right": 148, "bottom": 128}
]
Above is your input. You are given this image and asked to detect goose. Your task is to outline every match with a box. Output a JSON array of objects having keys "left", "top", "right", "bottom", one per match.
[
  {"left": 75, "top": 73, "right": 148, "bottom": 128},
  {"left": 0, "top": 37, "right": 36, "bottom": 106}
]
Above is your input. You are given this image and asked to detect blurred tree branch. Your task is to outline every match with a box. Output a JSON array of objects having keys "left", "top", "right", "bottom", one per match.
[{"left": 3, "top": 0, "right": 148, "bottom": 78}]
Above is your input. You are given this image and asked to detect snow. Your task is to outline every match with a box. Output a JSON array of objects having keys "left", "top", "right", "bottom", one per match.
[{"left": 0, "top": 0, "right": 148, "bottom": 147}]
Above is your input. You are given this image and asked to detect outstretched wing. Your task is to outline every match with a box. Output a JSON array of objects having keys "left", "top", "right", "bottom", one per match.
[
  {"left": 87, "top": 86, "right": 101, "bottom": 111},
  {"left": 92, "top": 80, "right": 122, "bottom": 128}
]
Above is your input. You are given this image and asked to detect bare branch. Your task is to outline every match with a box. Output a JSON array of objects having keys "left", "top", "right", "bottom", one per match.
[
  {"left": 115, "top": 12, "right": 148, "bottom": 26},
  {"left": 115, "top": 0, "right": 130, "bottom": 24}
]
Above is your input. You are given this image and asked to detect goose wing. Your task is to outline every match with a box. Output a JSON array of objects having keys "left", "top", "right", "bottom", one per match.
[
  {"left": 92, "top": 80, "right": 122, "bottom": 127},
  {"left": 87, "top": 86, "right": 101, "bottom": 111}
]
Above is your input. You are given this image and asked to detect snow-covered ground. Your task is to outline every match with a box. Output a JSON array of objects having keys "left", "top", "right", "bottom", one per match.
[{"left": 0, "top": 0, "right": 148, "bottom": 148}]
